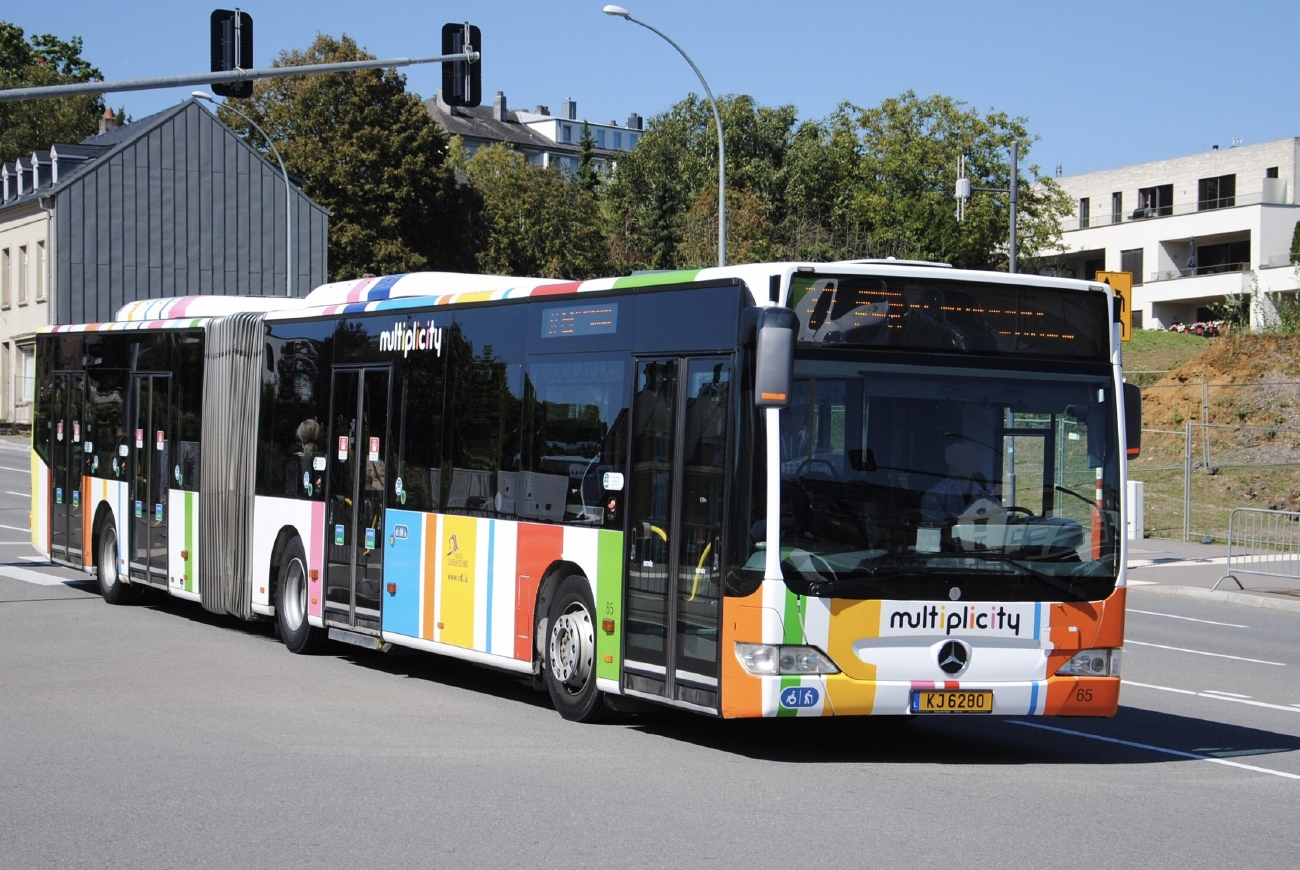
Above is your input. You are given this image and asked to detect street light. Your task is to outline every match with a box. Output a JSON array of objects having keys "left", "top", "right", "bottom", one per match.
[
  {"left": 603, "top": 5, "right": 726, "bottom": 268},
  {"left": 192, "top": 90, "right": 294, "bottom": 295},
  {"left": 955, "top": 141, "right": 1019, "bottom": 273}
]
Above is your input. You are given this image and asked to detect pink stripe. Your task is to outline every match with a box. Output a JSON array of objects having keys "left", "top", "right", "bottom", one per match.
[
  {"left": 169, "top": 297, "right": 194, "bottom": 318},
  {"left": 346, "top": 278, "right": 378, "bottom": 302},
  {"left": 308, "top": 501, "right": 325, "bottom": 619}
]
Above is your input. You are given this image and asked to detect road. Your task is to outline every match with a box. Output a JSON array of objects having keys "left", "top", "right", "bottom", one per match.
[{"left": 2, "top": 435, "right": 1297, "bottom": 869}]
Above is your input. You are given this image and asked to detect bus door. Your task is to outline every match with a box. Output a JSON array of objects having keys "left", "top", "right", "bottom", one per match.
[
  {"left": 624, "top": 356, "right": 731, "bottom": 710},
  {"left": 128, "top": 374, "right": 171, "bottom": 583},
  {"left": 49, "top": 373, "right": 86, "bottom": 563},
  {"left": 324, "top": 367, "right": 391, "bottom": 634}
]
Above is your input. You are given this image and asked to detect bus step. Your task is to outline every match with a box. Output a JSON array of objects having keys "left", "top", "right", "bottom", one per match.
[{"left": 327, "top": 627, "right": 387, "bottom": 651}]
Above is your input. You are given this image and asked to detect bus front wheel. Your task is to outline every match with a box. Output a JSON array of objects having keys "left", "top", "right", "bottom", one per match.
[
  {"left": 97, "top": 524, "right": 137, "bottom": 605},
  {"left": 544, "top": 575, "right": 608, "bottom": 723},
  {"left": 276, "top": 538, "right": 324, "bottom": 654}
]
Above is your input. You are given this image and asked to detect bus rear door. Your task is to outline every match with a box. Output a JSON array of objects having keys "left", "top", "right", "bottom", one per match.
[
  {"left": 49, "top": 373, "right": 85, "bottom": 564},
  {"left": 128, "top": 374, "right": 170, "bottom": 584}
]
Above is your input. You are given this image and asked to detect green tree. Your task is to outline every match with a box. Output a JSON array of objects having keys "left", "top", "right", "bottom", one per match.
[
  {"left": 462, "top": 143, "right": 609, "bottom": 280},
  {"left": 0, "top": 22, "right": 108, "bottom": 164},
  {"left": 1290, "top": 219, "right": 1300, "bottom": 265},
  {"left": 222, "top": 33, "right": 479, "bottom": 279},
  {"left": 575, "top": 121, "right": 599, "bottom": 194}
]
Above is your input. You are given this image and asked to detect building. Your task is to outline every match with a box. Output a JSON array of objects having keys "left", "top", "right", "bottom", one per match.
[
  {"left": 0, "top": 100, "right": 330, "bottom": 423},
  {"left": 1038, "top": 138, "right": 1300, "bottom": 330},
  {"left": 424, "top": 90, "right": 643, "bottom": 174}
]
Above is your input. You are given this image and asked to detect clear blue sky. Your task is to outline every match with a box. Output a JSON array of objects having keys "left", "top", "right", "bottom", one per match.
[{"left": 11, "top": 0, "right": 1299, "bottom": 177}]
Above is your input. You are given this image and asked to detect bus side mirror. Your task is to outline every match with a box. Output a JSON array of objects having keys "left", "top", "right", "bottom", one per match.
[
  {"left": 1124, "top": 382, "right": 1142, "bottom": 458},
  {"left": 754, "top": 307, "right": 798, "bottom": 408}
]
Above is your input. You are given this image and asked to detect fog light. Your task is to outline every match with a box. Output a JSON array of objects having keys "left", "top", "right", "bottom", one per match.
[
  {"left": 1057, "top": 648, "right": 1121, "bottom": 677},
  {"left": 735, "top": 643, "right": 839, "bottom": 676}
]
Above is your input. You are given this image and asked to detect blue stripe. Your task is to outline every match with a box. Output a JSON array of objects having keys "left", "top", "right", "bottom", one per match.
[
  {"left": 367, "top": 274, "right": 405, "bottom": 299},
  {"left": 1029, "top": 680, "right": 1040, "bottom": 715},
  {"left": 1033, "top": 600, "right": 1042, "bottom": 640},
  {"left": 485, "top": 520, "right": 495, "bottom": 653}
]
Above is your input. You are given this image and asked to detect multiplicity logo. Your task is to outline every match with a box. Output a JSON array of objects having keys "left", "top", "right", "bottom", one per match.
[
  {"left": 378, "top": 318, "right": 444, "bottom": 358},
  {"left": 887, "top": 604, "right": 1022, "bottom": 637}
]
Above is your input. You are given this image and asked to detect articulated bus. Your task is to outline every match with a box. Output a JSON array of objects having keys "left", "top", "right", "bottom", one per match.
[{"left": 31, "top": 262, "right": 1140, "bottom": 721}]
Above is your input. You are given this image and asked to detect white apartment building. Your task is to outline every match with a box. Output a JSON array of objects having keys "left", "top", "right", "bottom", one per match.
[{"left": 1039, "top": 138, "right": 1300, "bottom": 329}]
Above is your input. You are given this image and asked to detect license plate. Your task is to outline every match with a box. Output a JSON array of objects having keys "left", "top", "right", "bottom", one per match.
[{"left": 911, "top": 689, "right": 993, "bottom": 714}]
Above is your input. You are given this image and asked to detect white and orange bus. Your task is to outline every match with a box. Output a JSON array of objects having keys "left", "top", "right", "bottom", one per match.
[{"left": 31, "top": 262, "right": 1139, "bottom": 721}]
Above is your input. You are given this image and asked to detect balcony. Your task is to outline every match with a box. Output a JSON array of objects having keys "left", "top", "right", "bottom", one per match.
[
  {"left": 1060, "top": 191, "right": 1294, "bottom": 232},
  {"left": 1147, "top": 262, "right": 1250, "bottom": 283}
]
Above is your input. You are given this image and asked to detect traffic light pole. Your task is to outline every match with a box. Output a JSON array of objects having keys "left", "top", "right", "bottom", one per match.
[{"left": 0, "top": 52, "right": 479, "bottom": 103}]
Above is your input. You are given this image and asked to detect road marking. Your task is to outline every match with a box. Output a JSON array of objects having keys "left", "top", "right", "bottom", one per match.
[
  {"left": 1127, "top": 608, "right": 1247, "bottom": 628},
  {"left": 1129, "top": 556, "right": 1231, "bottom": 568},
  {"left": 1202, "top": 690, "right": 1252, "bottom": 698},
  {"left": 1124, "top": 681, "right": 1300, "bottom": 714},
  {"left": 0, "top": 465, "right": 29, "bottom": 473},
  {"left": 0, "top": 524, "right": 30, "bottom": 533},
  {"left": 1126, "top": 640, "right": 1285, "bottom": 666},
  {"left": 5, "top": 491, "right": 29, "bottom": 497},
  {"left": 0, "top": 565, "right": 76, "bottom": 586},
  {"left": 1127, "top": 579, "right": 1157, "bottom": 586},
  {"left": 1010, "top": 721, "right": 1300, "bottom": 780}
]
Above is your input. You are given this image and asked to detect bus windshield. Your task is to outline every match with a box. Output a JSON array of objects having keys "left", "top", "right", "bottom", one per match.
[{"left": 763, "top": 354, "right": 1121, "bottom": 603}]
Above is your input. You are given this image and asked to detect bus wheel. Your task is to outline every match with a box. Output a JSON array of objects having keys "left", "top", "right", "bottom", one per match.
[
  {"left": 276, "top": 538, "right": 323, "bottom": 654},
  {"left": 97, "top": 524, "right": 137, "bottom": 605},
  {"left": 544, "top": 575, "right": 608, "bottom": 723}
]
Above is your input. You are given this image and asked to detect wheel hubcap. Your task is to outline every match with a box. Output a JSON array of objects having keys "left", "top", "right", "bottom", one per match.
[
  {"left": 549, "top": 604, "right": 594, "bottom": 692},
  {"left": 283, "top": 557, "right": 306, "bottom": 630}
]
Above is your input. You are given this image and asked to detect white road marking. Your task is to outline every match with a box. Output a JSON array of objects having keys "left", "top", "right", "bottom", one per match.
[
  {"left": 1129, "top": 556, "right": 1231, "bottom": 568},
  {"left": 1127, "top": 608, "right": 1247, "bottom": 628},
  {"left": 0, "top": 466, "right": 29, "bottom": 473},
  {"left": 1010, "top": 721, "right": 1300, "bottom": 780},
  {"left": 1202, "top": 690, "right": 1252, "bottom": 698},
  {"left": 0, "top": 524, "right": 30, "bottom": 533},
  {"left": 5, "top": 491, "right": 30, "bottom": 497},
  {"left": 1126, "top": 640, "right": 1285, "bottom": 666},
  {"left": 0, "top": 565, "right": 76, "bottom": 586},
  {"left": 1124, "top": 681, "right": 1300, "bottom": 714},
  {"left": 1127, "top": 579, "right": 1157, "bottom": 586}
]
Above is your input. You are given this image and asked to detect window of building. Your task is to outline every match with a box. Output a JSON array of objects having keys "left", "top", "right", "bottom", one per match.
[
  {"left": 596, "top": 129, "right": 605, "bottom": 149},
  {"left": 562, "top": 124, "right": 572, "bottom": 144},
  {"left": 1, "top": 248, "right": 8, "bottom": 308},
  {"left": 1136, "top": 184, "right": 1172, "bottom": 217},
  {"left": 1078, "top": 197, "right": 1090, "bottom": 229},
  {"left": 1266, "top": 167, "right": 1279, "bottom": 179},
  {"left": 628, "top": 133, "right": 637, "bottom": 148},
  {"left": 1198, "top": 174, "right": 1235, "bottom": 211},
  {"left": 1132, "top": 310, "right": 1144, "bottom": 330},
  {"left": 614, "top": 131, "right": 622, "bottom": 150},
  {"left": 19, "top": 345, "right": 35, "bottom": 405},
  {"left": 35, "top": 241, "right": 45, "bottom": 301},
  {"left": 1111, "top": 192, "right": 1122, "bottom": 224},
  {"left": 17, "top": 245, "right": 27, "bottom": 304},
  {"left": 1121, "top": 248, "right": 1144, "bottom": 286}
]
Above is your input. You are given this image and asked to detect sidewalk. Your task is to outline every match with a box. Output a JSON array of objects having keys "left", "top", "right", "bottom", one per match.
[{"left": 1128, "top": 537, "right": 1300, "bottom": 613}]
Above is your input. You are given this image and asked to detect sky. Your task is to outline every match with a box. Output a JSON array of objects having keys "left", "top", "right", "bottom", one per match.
[{"left": 9, "top": 0, "right": 1299, "bottom": 178}]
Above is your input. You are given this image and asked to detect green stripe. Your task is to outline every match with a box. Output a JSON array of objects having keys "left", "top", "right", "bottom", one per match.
[
  {"left": 184, "top": 491, "right": 195, "bottom": 593},
  {"left": 595, "top": 530, "right": 624, "bottom": 683},
  {"left": 777, "top": 586, "right": 804, "bottom": 717},
  {"left": 611, "top": 270, "right": 702, "bottom": 289}
]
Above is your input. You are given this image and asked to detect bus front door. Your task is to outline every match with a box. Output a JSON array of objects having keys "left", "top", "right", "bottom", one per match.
[
  {"left": 624, "top": 356, "right": 731, "bottom": 711},
  {"left": 50, "top": 373, "right": 86, "bottom": 563},
  {"left": 128, "top": 374, "right": 170, "bottom": 584},
  {"left": 324, "top": 367, "right": 391, "bottom": 634}
]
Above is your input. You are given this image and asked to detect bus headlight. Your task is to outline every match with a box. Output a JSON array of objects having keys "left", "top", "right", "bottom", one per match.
[
  {"left": 1056, "top": 648, "right": 1121, "bottom": 677},
  {"left": 734, "top": 643, "right": 840, "bottom": 676}
]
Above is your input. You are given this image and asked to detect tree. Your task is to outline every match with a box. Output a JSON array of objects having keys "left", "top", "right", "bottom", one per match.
[
  {"left": 0, "top": 22, "right": 108, "bottom": 164},
  {"left": 461, "top": 143, "right": 609, "bottom": 280},
  {"left": 575, "top": 121, "right": 599, "bottom": 194},
  {"left": 221, "top": 33, "right": 479, "bottom": 279}
]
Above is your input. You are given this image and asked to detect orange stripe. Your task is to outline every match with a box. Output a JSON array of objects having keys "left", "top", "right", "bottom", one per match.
[{"left": 720, "top": 594, "right": 764, "bottom": 718}]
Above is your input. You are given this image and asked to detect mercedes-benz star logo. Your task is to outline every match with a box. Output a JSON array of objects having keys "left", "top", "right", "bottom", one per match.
[{"left": 937, "top": 639, "right": 971, "bottom": 677}]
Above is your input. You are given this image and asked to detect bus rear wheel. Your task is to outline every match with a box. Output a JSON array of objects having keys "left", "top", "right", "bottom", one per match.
[
  {"left": 276, "top": 538, "right": 324, "bottom": 654},
  {"left": 97, "top": 524, "right": 137, "bottom": 605},
  {"left": 544, "top": 575, "right": 608, "bottom": 723}
]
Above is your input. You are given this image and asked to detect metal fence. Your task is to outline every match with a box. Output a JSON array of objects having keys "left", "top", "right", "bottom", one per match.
[
  {"left": 1131, "top": 376, "right": 1300, "bottom": 541},
  {"left": 1213, "top": 507, "right": 1300, "bottom": 591}
]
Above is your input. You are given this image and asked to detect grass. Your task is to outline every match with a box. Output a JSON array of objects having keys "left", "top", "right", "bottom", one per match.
[{"left": 1122, "top": 329, "right": 1213, "bottom": 378}]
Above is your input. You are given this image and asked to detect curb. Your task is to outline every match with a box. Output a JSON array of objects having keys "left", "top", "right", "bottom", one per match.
[{"left": 1130, "top": 583, "right": 1300, "bottom": 614}]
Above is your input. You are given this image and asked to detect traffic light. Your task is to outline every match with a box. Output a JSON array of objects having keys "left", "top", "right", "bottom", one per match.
[
  {"left": 441, "top": 23, "right": 481, "bottom": 108},
  {"left": 211, "top": 9, "right": 254, "bottom": 99}
]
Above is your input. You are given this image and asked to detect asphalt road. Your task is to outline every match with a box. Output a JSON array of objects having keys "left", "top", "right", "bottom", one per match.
[{"left": 2, "top": 436, "right": 1297, "bottom": 869}]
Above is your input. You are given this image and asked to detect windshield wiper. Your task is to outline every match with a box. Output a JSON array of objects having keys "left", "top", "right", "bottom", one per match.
[{"left": 952, "top": 553, "right": 1086, "bottom": 598}]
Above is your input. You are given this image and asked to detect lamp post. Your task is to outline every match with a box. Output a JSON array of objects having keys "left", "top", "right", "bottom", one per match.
[
  {"left": 956, "top": 141, "right": 1019, "bottom": 273},
  {"left": 603, "top": 5, "right": 726, "bottom": 268},
  {"left": 193, "top": 91, "right": 294, "bottom": 295}
]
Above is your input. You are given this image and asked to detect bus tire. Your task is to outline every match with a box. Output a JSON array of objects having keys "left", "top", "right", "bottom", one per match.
[
  {"left": 97, "top": 524, "right": 137, "bottom": 605},
  {"left": 544, "top": 574, "right": 608, "bottom": 723},
  {"left": 276, "top": 538, "right": 324, "bottom": 654}
]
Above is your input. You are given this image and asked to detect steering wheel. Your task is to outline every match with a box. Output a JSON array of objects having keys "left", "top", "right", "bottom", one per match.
[
  {"left": 796, "top": 458, "right": 838, "bottom": 479},
  {"left": 1004, "top": 505, "right": 1034, "bottom": 518}
]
